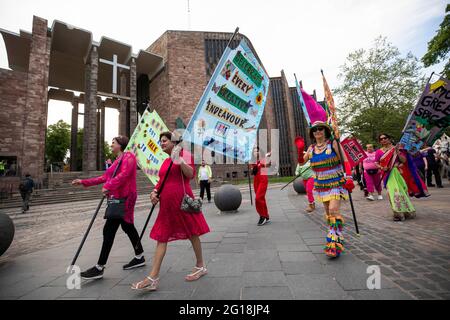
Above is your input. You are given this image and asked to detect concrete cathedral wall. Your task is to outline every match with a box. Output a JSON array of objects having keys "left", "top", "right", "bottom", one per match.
[{"left": 0, "top": 16, "right": 50, "bottom": 185}]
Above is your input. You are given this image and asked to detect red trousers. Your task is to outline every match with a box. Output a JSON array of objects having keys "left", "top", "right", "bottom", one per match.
[{"left": 254, "top": 177, "right": 269, "bottom": 218}]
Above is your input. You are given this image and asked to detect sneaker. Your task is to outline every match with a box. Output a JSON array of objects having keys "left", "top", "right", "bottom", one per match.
[
  {"left": 257, "top": 217, "right": 268, "bottom": 226},
  {"left": 123, "top": 257, "right": 146, "bottom": 270},
  {"left": 366, "top": 195, "right": 375, "bottom": 201},
  {"left": 377, "top": 195, "right": 383, "bottom": 200},
  {"left": 81, "top": 266, "right": 104, "bottom": 280}
]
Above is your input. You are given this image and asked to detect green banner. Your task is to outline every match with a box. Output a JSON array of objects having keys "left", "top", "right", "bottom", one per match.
[{"left": 233, "top": 50, "right": 262, "bottom": 87}]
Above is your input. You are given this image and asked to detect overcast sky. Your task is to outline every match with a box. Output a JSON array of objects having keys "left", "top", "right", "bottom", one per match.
[{"left": 0, "top": 0, "right": 447, "bottom": 144}]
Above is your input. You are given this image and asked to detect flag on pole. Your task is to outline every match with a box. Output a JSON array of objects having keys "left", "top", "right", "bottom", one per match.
[
  {"left": 294, "top": 76, "right": 311, "bottom": 125},
  {"left": 182, "top": 38, "right": 270, "bottom": 162},
  {"left": 321, "top": 70, "right": 340, "bottom": 138},
  {"left": 125, "top": 109, "right": 169, "bottom": 185}
]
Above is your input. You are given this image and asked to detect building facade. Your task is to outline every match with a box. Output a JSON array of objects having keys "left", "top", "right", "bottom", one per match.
[{"left": 0, "top": 17, "right": 317, "bottom": 189}]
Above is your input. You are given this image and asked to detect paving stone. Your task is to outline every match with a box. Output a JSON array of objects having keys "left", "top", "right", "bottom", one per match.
[
  {"left": 279, "top": 251, "right": 317, "bottom": 262},
  {"left": 18, "top": 286, "right": 68, "bottom": 300},
  {"left": 243, "top": 250, "right": 282, "bottom": 272},
  {"left": 242, "top": 271, "right": 287, "bottom": 287},
  {"left": 286, "top": 274, "right": 353, "bottom": 300},
  {"left": 241, "top": 286, "right": 293, "bottom": 300},
  {"left": 190, "top": 277, "right": 242, "bottom": 300},
  {"left": 347, "top": 288, "right": 413, "bottom": 300},
  {"left": 281, "top": 261, "right": 325, "bottom": 275}
]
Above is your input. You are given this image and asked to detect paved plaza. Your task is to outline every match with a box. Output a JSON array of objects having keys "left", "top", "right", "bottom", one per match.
[{"left": 0, "top": 182, "right": 449, "bottom": 300}]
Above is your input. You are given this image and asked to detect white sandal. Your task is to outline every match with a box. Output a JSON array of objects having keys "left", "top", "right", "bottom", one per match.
[
  {"left": 185, "top": 266, "right": 207, "bottom": 282},
  {"left": 131, "top": 276, "right": 159, "bottom": 291}
]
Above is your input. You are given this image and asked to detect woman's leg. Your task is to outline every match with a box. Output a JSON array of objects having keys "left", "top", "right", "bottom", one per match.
[
  {"left": 255, "top": 180, "right": 269, "bottom": 218},
  {"left": 364, "top": 171, "right": 375, "bottom": 195},
  {"left": 149, "top": 242, "right": 167, "bottom": 279},
  {"left": 325, "top": 199, "right": 344, "bottom": 258},
  {"left": 120, "top": 220, "right": 144, "bottom": 256},
  {"left": 98, "top": 219, "right": 121, "bottom": 266},
  {"left": 189, "top": 235, "right": 205, "bottom": 267}
]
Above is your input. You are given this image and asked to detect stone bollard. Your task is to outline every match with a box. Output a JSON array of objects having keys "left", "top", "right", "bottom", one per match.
[
  {"left": 214, "top": 184, "right": 242, "bottom": 213},
  {"left": 0, "top": 213, "right": 15, "bottom": 256},
  {"left": 293, "top": 178, "right": 306, "bottom": 194}
]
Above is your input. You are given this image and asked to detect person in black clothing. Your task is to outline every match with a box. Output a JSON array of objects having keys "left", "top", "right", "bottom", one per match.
[
  {"left": 19, "top": 174, "right": 34, "bottom": 213},
  {"left": 425, "top": 147, "right": 443, "bottom": 188}
]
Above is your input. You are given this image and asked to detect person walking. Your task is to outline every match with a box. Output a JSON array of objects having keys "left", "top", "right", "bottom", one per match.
[
  {"left": 304, "top": 121, "right": 354, "bottom": 258},
  {"left": 19, "top": 173, "right": 34, "bottom": 213},
  {"left": 252, "top": 147, "right": 271, "bottom": 226},
  {"left": 295, "top": 160, "right": 315, "bottom": 213},
  {"left": 424, "top": 147, "right": 443, "bottom": 188},
  {"left": 131, "top": 131, "right": 210, "bottom": 292},
  {"left": 72, "top": 136, "right": 145, "bottom": 280},
  {"left": 412, "top": 150, "right": 428, "bottom": 181},
  {"left": 362, "top": 144, "right": 382, "bottom": 201},
  {"left": 197, "top": 160, "right": 212, "bottom": 203}
]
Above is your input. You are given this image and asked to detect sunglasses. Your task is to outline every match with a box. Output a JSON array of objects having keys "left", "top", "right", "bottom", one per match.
[
  {"left": 311, "top": 127, "right": 325, "bottom": 133},
  {"left": 379, "top": 137, "right": 388, "bottom": 141}
]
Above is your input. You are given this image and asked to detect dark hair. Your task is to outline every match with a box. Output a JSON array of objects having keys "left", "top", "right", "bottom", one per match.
[
  {"left": 309, "top": 125, "right": 332, "bottom": 142},
  {"left": 159, "top": 131, "right": 182, "bottom": 144},
  {"left": 113, "top": 135, "right": 129, "bottom": 151},
  {"left": 25, "top": 173, "right": 31, "bottom": 177},
  {"left": 378, "top": 133, "right": 392, "bottom": 141}
]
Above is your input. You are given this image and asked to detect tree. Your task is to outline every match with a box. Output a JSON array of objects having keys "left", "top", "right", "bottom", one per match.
[
  {"left": 422, "top": 4, "right": 450, "bottom": 79},
  {"left": 334, "top": 36, "right": 424, "bottom": 145},
  {"left": 45, "top": 120, "right": 71, "bottom": 163}
]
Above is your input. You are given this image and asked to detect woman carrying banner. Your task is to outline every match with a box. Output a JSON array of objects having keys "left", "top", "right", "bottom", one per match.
[
  {"left": 304, "top": 121, "right": 354, "bottom": 258},
  {"left": 252, "top": 147, "right": 271, "bottom": 226},
  {"left": 71, "top": 136, "right": 145, "bottom": 280},
  {"left": 132, "top": 131, "right": 210, "bottom": 292}
]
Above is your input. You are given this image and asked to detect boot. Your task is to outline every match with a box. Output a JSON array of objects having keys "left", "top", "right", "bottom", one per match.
[{"left": 305, "top": 202, "right": 315, "bottom": 213}]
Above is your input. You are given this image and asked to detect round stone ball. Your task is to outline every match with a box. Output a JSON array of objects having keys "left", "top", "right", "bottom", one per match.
[
  {"left": 214, "top": 184, "right": 242, "bottom": 212},
  {"left": 0, "top": 213, "right": 15, "bottom": 257},
  {"left": 293, "top": 178, "right": 306, "bottom": 194}
]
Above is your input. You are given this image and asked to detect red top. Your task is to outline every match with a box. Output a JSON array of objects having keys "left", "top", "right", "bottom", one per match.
[{"left": 81, "top": 152, "right": 137, "bottom": 224}]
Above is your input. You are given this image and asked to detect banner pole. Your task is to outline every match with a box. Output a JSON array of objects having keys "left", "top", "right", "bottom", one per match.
[
  {"left": 247, "top": 162, "right": 253, "bottom": 206},
  {"left": 135, "top": 160, "right": 174, "bottom": 249},
  {"left": 321, "top": 68, "right": 360, "bottom": 235}
]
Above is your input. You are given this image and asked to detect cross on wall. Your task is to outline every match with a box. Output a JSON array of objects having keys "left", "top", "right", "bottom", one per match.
[{"left": 99, "top": 54, "right": 130, "bottom": 94}]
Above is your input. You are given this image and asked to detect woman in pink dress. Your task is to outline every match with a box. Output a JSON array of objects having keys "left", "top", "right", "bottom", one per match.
[
  {"left": 132, "top": 131, "right": 210, "bottom": 291},
  {"left": 72, "top": 136, "right": 145, "bottom": 280},
  {"left": 362, "top": 144, "right": 383, "bottom": 201}
]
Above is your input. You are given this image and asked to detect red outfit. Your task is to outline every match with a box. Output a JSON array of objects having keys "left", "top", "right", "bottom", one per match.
[
  {"left": 303, "top": 178, "right": 315, "bottom": 203},
  {"left": 252, "top": 160, "right": 269, "bottom": 219},
  {"left": 81, "top": 152, "right": 137, "bottom": 224},
  {"left": 150, "top": 150, "right": 210, "bottom": 242}
]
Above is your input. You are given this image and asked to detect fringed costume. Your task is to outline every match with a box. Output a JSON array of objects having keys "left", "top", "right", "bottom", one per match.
[{"left": 310, "top": 141, "right": 349, "bottom": 258}]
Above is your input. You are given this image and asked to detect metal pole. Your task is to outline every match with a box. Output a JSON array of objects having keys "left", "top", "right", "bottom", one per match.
[
  {"left": 247, "top": 163, "right": 253, "bottom": 206},
  {"left": 135, "top": 160, "right": 174, "bottom": 249}
]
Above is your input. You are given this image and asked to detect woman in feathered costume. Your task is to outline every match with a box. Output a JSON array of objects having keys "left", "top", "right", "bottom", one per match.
[{"left": 301, "top": 89, "right": 354, "bottom": 258}]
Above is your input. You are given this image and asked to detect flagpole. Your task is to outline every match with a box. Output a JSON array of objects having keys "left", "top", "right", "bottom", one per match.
[
  {"left": 247, "top": 163, "right": 253, "bottom": 206},
  {"left": 321, "top": 69, "right": 360, "bottom": 236}
]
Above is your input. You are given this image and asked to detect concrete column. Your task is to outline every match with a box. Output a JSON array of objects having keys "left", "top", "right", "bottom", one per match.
[
  {"left": 119, "top": 73, "right": 127, "bottom": 136},
  {"left": 83, "top": 46, "right": 99, "bottom": 172},
  {"left": 129, "top": 58, "right": 137, "bottom": 137},
  {"left": 97, "top": 101, "right": 106, "bottom": 170},
  {"left": 281, "top": 70, "right": 298, "bottom": 175},
  {"left": 22, "top": 16, "right": 50, "bottom": 183},
  {"left": 70, "top": 99, "right": 79, "bottom": 171}
]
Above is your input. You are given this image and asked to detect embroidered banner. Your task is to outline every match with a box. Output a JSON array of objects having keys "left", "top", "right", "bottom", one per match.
[
  {"left": 183, "top": 39, "right": 270, "bottom": 162},
  {"left": 340, "top": 137, "right": 367, "bottom": 167},
  {"left": 125, "top": 109, "right": 169, "bottom": 185},
  {"left": 400, "top": 76, "right": 450, "bottom": 152}
]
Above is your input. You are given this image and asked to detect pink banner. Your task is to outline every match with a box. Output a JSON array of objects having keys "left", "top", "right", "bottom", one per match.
[{"left": 341, "top": 137, "right": 367, "bottom": 167}]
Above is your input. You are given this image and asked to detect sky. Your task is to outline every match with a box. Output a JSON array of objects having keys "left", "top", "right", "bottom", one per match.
[{"left": 0, "top": 0, "right": 447, "bottom": 144}]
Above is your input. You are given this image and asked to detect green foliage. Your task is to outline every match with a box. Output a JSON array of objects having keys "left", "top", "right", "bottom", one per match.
[
  {"left": 334, "top": 36, "right": 424, "bottom": 145},
  {"left": 45, "top": 120, "right": 71, "bottom": 163},
  {"left": 422, "top": 4, "right": 450, "bottom": 78}
]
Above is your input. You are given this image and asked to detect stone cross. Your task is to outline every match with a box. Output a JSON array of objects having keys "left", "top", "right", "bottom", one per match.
[{"left": 99, "top": 54, "right": 130, "bottom": 94}]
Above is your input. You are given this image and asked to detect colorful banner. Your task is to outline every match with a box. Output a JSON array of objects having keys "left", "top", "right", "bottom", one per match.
[
  {"left": 125, "top": 109, "right": 169, "bottom": 185},
  {"left": 400, "top": 76, "right": 450, "bottom": 153},
  {"left": 183, "top": 39, "right": 270, "bottom": 162},
  {"left": 340, "top": 137, "right": 367, "bottom": 168},
  {"left": 295, "top": 78, "right": 311, "bottom": 125},
  {"left": 322, "top": 72, "right": 340, "bottom": 138}
]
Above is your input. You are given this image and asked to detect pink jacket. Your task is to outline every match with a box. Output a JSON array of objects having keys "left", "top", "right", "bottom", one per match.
[{"left": 81, "top": 152, "right": 137, "bottom": 224}]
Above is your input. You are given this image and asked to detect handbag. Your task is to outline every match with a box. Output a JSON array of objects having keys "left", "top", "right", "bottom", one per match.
[
  {"left": 180, "top": 168, "right": 202, "bottom": 213},
  {"left": 366, "top": 169, "right": 379, "bottom": 175},
  {"left": 104, "top": 157, "right": 127, "bottom": 219}
]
